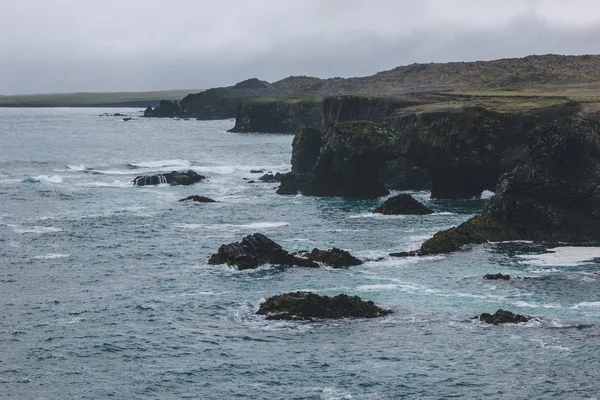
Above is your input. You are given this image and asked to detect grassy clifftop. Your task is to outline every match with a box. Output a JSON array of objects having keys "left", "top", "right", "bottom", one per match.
[{"left": 0, "top": 89, "right": 203, "bottom": 107}]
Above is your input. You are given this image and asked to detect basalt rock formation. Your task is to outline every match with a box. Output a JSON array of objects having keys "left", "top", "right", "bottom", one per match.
[
  {"left": 228, "top": 98, "right": 322, "bottom": 133},
  {"left": 373, "top": 194, "right": 433, "bottom": 215},
  {"left": 208, "top": 233, "right": 319, "bottom": 270},
  {"left": 417, "top": 117, "right": 600, "bottom": 255},
  {"left": 256, "top": 291, "right": 392, "bottom": 320},
  {"left": 179, "top": 195, "right": 216, "bottom": 203},
  {"left": 285, "top": 121, "right": 398, "bottom": 198},
  {"left": 301, "top": 248, "right": 363, "bottom": 268},
  {"left": 132, "top": 170, "right": 206, "bottom": 186},
  {"left": 477, "top": 309, "right": 533, "bottom": 325}
]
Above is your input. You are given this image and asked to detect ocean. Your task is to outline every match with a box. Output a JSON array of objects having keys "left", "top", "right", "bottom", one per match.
[{"left": 1, "top": 108, "right": 599, "bottom": 399}]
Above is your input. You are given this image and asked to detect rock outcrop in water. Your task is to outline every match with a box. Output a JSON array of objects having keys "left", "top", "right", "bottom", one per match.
[
  {"left": 417, "top": 117, "right": 600, "bottom": 255},
  {"left": 228, "top": 98, "right": 322, "bottom": 133},
  {"left": 279, "top": 121, "right": 397, "bottom": 198},
  {"left": 132, "top": 170, "right": 206, "bottom": 186},
  {"left": 208, "top": 233, "right": 319, "bottom": 269},
  {"left": 477, "top": 309, "right": 532, "bottom": 324},
  {"left": 300, "top": 248, "right": 363, "bottom": 268},
  {"left": 372, "top": 194, "right": 433, "bottom": 215},
  {"left": 484, "top": 273, "right": 511, "bottom": 280},
  {"left": 179, "top": 195, "right": 216, "bottom": 203},
  {"left": 257, "top": 291, "right": 392, "bottom": 320}
]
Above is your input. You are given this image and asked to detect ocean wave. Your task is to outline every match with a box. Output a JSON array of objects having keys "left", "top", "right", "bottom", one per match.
[
  {"left": 23, "top": 175, "right": 63, "bottom": 184},
  {"left": 518, "top": 246, "right": 600, "bottom": 267},
  {"left": 12, "top": 226, "right": 63, "bottom": 234},
  {"left": 67, "top": 164, "right": 87, "bottom": 171},
  {"left": 481, "top": 190, "right": 495, "bottom": 199},
  {"left": 34, "top": 253, "right": 70, "bottom": 259},
  {"left": 570, "top": 301, "right": 600, "bottom": 309},
  {"left": 128, "top": 159, "right": 192, "bottom": 169},
  {"left": 237, "top": 222, "right": 290, "bottom": 229}
]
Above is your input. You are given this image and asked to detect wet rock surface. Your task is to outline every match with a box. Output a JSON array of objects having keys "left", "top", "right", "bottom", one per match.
[
  {"left": 477, "top": 309, "right": 533, "bottom": 325},
  {"left": 484, "top": 273, "right": 511, "bottom": 280},
  {"left": 372, "top": 194, "right": 433, "bottom": 215},
  {"left": 301, "top": 248, "right": 363, "bottom": 268},
  {"left": 208, "top": 233, "right": 318, "bottom": 270},
  {"left": 257, "top": 291, "right": 392, "bottom": 320},
  {"left": 179, "top": 195, "right": 216, "bottom": 203},
  {"left": 132, "top": 170, "right": 206, "bottom": 186}
]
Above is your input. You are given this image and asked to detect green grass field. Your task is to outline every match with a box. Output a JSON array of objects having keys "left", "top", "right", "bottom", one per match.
[{"left": 0, "top": 89, "right": 203, "bottom": 107}]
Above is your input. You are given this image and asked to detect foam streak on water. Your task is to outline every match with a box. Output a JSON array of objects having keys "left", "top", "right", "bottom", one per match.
[{"left": 0, "top": 108, "right": 599, "bottom": 400}]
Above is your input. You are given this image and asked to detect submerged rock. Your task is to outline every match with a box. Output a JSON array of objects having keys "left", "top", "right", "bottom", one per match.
[
  {"left": 417, "top": 117, "right": 600, "bottom": 255},
  {"left": 484, "top": 273, "right": 511, "bottom": 280},
  {"left": 132, "top": 170, "right": 206, "bottom": 186},
  {"left": 179, "top": 195, "right": 216, "bottom": 203},
  {"left": 477, "top": 309, "right": 532, "bottom": 325},
  {"left": 373, "top": 194, "right": 433, "bottom": 215},
  {"left": 258, "top": 173, "right": 284, "bottom": 183},
  {"left": 208, "top": 233, "right": 318, "bottom": 270},
  {"left": 301, "top": 248, "right": 363, "bottom": 268},
  {"left": 257, "top": 291, "right": 392, "bottom": 320}
]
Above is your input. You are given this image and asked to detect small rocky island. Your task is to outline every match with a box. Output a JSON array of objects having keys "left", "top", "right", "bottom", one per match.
[
  {"left": 257, "top": 291, "right": 392, "bottom": 320},
  {"left": 132, "top": 170, "right": 205, "bottom": 186},
  {"left": 208, "top": 233, "right": 363, "bottom": 269}
]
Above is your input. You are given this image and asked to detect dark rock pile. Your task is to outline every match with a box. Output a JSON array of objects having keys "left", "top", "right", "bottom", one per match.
[
  {"left": 301, "top": 248, "right": 363, "bottom": 268},
  {"left": 179, "top": 195, "right": 216, "bottom": 203},
  {"left": 132, "top": 170, "right": 206, "bottom": 186},
  {"left": 257, "top": 291, "right": 392, "bottom": 320},
  {"left": 372, "top": 194, "right": 433, "bottom": 215},
  {"left": 477, "top": 309, "right": 533, "bottom": 325}
]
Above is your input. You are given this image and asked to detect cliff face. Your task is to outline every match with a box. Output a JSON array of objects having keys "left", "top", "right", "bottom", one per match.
[
  {"left": 277, "top": 96, "right": 581, "bottom": 199},
  {"left": 418, "top": 117, "right": 600, "bottom": 255},
  {"left": 322, "top": 95, "right": 426, "bottom": 127},
  {"left": 228, "top": 99, "right": 323, "bottom": 133}
]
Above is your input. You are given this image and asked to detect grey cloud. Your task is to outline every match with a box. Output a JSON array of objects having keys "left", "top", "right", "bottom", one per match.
[{"left": 1, "top": 0, "right": 600, "bottom": 94}]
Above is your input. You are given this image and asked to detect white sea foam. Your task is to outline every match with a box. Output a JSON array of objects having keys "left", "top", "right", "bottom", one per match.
[
  {"left": 570, "top": 301, "right": 600, "bottom": 309},
  {"left": 237, "top": 222, "right": 290, "bottom": 229},
  {"left": 12, "top": 226, "right": 62, "bottom": 234},
  {"left": 512, "top": 301, "right": 562, "bottom": 309},
  {"left": 356, "top": 284, "right": 399, "bottom": 291},
  {"left": 481, "top": 190, "right": 495, "bottom": 199},
  {"left": 24, "top": 175, "right": 63, "bottom": 184},
  {"left": 129, "top": 159, "right": 192, "bottom": 169},
  {"left": 67, "top": 164, "right": 87, "bottom": 171},
  {"left": 518, "top": 246, "right": 600, "bottom": 267},
  {"left": 34, "top": 253, "right": 70, "bottom": 259}
]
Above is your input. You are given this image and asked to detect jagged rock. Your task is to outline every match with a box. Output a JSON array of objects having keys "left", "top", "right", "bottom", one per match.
[
  {"left": 208, "top": 233, "right": 318, "bottom": 270},
  {"left": 228, "top": 98, "right": 322, "bottom": 133},
  {"left": 258, "top": 173, "right": 283, "bottom": 183},
  {"left": 256, "top": 291, "right": 392, "bottom": 320},
  {"left": 373, "top": 194, "right": 433, "bottom": 215},
  {"left": 484, "top": 273, "right": 511, "bottom": 280},
  {"left": 143, "top": 100, "right": 181, "bottom": 118},
  {"left": 417, "top": 117, "right": 600, "bottom": 255},
  {"left": 291, "top": 126, "right": 322, "bottom": 174},
  {"left": 477, "top": 309, "right": 532, "bottom": 324},
  {"left": 301, "top": 121, "right": 397, "bottom": 198},
  {"left": 389, "top": 251, "right": 419, "bottom": 257},
  {"left": 132, "top": 170, "right": 206, "bottom": 186},
  {"left": 250, "top": 169, "right": 264, "bottom": 174},
  {"left": 179, "top": 195, "right": 216, "bottom": 203},
  {"left": 301, "top": 248, "right": 363, "bottom": 268}
]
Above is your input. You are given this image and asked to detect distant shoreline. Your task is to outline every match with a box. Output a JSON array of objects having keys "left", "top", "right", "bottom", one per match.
[{"left": 0, "top": 89, "right": 203, "bottom": 108}]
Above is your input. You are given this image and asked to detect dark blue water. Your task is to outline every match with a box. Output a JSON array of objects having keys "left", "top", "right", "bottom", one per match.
[{"left": 1, "top": 108, "right": 600, "bottom": 399}]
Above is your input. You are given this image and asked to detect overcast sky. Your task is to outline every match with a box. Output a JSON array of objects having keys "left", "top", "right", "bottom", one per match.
[{"left": 1, "top": 0, "right": 600, "bottom": 94}]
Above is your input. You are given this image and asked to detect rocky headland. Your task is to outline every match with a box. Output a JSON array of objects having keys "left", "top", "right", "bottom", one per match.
[{"left": 416, "top": 116, "right": 600, "bottom": 255}]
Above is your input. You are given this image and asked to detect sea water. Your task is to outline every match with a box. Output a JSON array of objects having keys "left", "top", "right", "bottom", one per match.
[{"left": 1, "top": 108, "right": 599, "bottom": 399}]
